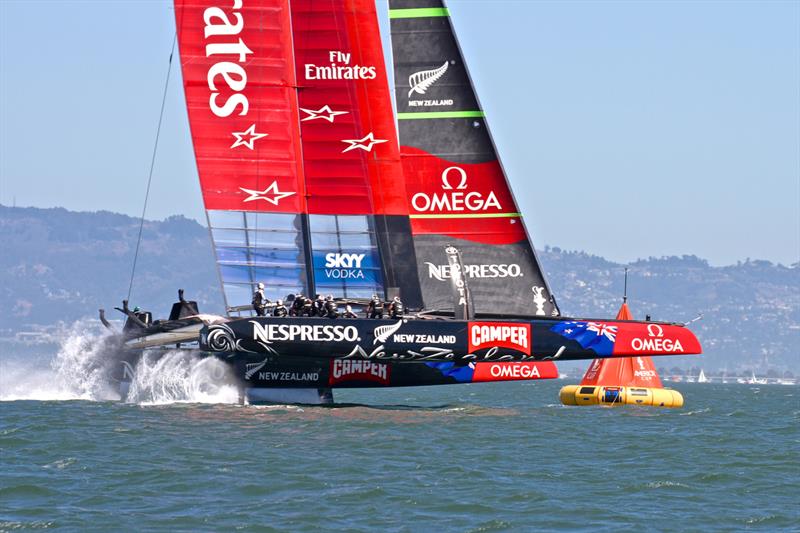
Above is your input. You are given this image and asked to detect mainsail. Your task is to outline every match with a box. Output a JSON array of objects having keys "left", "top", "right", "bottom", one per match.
[
  {"left": 389, "top": 0, "right": 559, "bottom": 316},
  {"left": 175, "top": 0, "right": 422, "bottom": 312}
]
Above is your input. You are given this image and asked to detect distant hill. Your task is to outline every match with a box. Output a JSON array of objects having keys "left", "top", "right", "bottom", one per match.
[
  {"left": 1, "top": 205, "right": 797, "bottom": 374},
  {"left": 0, "top": 205, "right": 222, "bottom": 330}
]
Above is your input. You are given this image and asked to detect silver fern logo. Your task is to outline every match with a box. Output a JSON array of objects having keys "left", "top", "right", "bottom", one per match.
[
  {"left": 373, "top": 320, "right": 405, "bottom": 345},
  {"left": 408, "top": 61, "right": 449, "bottom": 97}
]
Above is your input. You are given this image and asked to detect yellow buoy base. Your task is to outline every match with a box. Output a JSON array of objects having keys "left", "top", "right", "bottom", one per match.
[{"left": 559, "top": 385, "right": 683, "bottom": 408}]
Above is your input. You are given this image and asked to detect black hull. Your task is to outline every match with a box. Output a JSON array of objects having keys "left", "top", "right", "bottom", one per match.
[
  {"left": 110, "top": 313, "right": 698, "bottom": 404},
  {"left": 112, "top": 350, "right": 556, "bottom": 396},
  {"left": 200, "top": 315, "right": 701, "bottom": 363}
]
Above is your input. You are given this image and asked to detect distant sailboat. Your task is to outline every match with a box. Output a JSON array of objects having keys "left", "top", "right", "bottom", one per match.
[
  {"left": 697, "top": 369, "right": 708, "bottom": 383},
  {"left": 747, "top": 371, "right": 767, "bottom": 385}
]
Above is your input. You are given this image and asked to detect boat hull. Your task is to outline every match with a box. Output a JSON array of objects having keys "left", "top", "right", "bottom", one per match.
[
  {"left": 201, "top": 316, "right": 702, "bottom": 363},
  {"left": 112, "top": 350, "right": 560, "bottom": 401}
]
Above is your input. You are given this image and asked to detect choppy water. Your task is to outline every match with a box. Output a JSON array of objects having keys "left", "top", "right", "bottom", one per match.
[{"left": 1, "top": 333, "right": 798, "bottom": 531}]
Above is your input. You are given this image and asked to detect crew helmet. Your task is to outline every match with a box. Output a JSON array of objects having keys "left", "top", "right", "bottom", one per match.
[
  {"left": 257, "top": 282, "right": 264, "bottom": 289},
  {"left": 277, "top": 299, "right": 283, "bottom": 305}
]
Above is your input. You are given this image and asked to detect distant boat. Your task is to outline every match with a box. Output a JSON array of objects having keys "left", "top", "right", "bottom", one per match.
[
  {"left": 685, "top": 375, "right": 696, "bottom": 383},
  {"left": 697, "top": 369, "right": 708, "bottom": 383},
  {"left": 747, "top": 371, "right": 767, "bottom": 385}
]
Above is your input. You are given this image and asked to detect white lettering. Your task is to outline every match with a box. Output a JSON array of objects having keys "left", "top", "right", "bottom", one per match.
[
  {"left": 489, "top": 364, "right": 540, "bottom": 379},
  {"left": 203, "top": 7, "right": 243, "bottom": 37},
  {"left": 251, "top": 321, "right": 358, "bottom": 343},
  {"left": 324, "top": 253, "right": 365, "bottom": 269},
  {"left": 426, "top": 262, "right": 522, "bottom": 281},
  {"left": 332, "top": 359, "right": 388, "bottom": 381},
  {"left": 412, "top": 166, "right": 501, "bottom": 213},
  {"left": 470, "top": 324, "right": 529, "bottom": 350},
  {"left": 207, "top": 62, "right": 247, "bottom": 92},
  {"left": 631, "top": 337, "right": 684, "bottom": 353},
  {"left": 202, "top": 2, "right": 251, "bottom": 118}
]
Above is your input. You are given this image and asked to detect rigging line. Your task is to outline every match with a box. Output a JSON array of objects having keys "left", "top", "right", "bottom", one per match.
[{"left": 127, "top": 32, "right": 178, "bottom": 302}]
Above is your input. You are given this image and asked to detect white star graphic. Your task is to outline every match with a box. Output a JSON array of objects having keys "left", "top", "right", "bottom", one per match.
[
  {"left": 230, "top": 124, "right": 268, "bottom": 150},
  {"left": 300, "top": 105, "right": 349, "bottom": 123},
  {"left": 239, "top": 181, "right": 295, "bottom": 205},
  {"left": 341, "top": 132, "right": 388, "bottom": 153}
]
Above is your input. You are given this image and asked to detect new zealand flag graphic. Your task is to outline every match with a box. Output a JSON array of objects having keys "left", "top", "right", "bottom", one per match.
[{"left": 550, "top": 321, "right": 618, "bottom": 357}]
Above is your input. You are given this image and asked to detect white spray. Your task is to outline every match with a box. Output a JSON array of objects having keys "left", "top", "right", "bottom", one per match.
[
  {"left": 0, "top": 321, "right": 239, "bottom": 405},
  {"left": 125, "top": 350, "right": 239, "bottom": 405}
]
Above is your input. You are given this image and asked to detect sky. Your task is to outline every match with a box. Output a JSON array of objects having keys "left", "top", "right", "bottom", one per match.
[{"left": 0, "top": 0, "right": 798, "bottom": 267}]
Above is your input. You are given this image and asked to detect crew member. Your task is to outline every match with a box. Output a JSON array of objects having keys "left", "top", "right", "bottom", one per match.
[
  {"left": 132, "top": 306, "right": 151, "bottom": 326},
  {"left": 252, "top": 282, "right": 267, "bottom": 316},
  {"left": 301, "top": 294, "right": 314, "bottom": 316},
  {"left": 367, "top": 294, "right": 384, "bottom": 319},
  {"left": 342, "top": 305, "right": 358, "bottom": 319},
  {"left": 388, "top": 296, "right": 404, "bottom": 319},
  {"left": 313, "top": 294, "right": 325, "bottom": 317},
  {"left": 273, "top": 299, "right": 288, "bottom": 317},
  {"left": 324, "top": 294, "right": 339, "bottom": 318},
  {"left": 290, "top": 293, "right": 305, "bottom": 317}
]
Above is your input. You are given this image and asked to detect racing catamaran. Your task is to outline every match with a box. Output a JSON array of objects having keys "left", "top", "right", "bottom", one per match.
[{"left": 107, "top": 0, "right": 702, "bottom": 404}]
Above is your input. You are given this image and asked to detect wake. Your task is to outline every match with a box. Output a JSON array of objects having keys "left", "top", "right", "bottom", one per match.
[{"left": 0, "top": 322, "right": 238, "bottom": 405}]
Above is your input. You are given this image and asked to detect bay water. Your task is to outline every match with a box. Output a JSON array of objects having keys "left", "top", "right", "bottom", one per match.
[{"left": 1, "top": 332, "right": 798, "bottom": 531}]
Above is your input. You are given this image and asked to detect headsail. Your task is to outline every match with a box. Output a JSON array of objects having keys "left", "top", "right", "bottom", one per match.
[
  {"left": 175, "top": 0, "right": 422, "bottom": 312},
  {"left": 389, "top": 0, "right": 559, "bottom": 316}
]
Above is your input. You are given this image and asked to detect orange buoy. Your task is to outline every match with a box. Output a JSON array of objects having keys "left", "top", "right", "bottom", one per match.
[{"left": 559, "top": 300, "right": 684, "bottom": 408}]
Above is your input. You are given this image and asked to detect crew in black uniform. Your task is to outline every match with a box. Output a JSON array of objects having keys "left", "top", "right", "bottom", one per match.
[
  {"left": 312, "top": 294, "right": 325, "bottom": 317},
  {"left": 324, "top": 294, "right": 339, "bottom": 318},
  {"left": 252, "top": 282, "right": 267, "bottom": 316},
  {"left": 342, "top": 305, "right": 358, "bottom": 319},
  {"left": 290, "top": 293, "right": 305, "bottom": 317},
  {"left": 273, "top": 299, "right": 288, "bottom": 317},
  {"left": 388, "top": 296, "right": 404, "bottom": 319},
  {"left": 367, "top": 294, "right": 384, "bottom": 319}
]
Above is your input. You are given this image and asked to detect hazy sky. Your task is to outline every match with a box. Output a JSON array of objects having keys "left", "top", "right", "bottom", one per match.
[{"left": 1, "top": 0, "right": 798, "bottom": 266}]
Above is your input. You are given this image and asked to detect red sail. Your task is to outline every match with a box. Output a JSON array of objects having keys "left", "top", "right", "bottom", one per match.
[
  {"left": 290, "top": 0, "right": 407, "bottom": 216},
  {"left": 176, "top": 0, "right": 420, "bottom": 309},
  {"left": 176, "top": 0, "right": 306, "bottom": 214}
]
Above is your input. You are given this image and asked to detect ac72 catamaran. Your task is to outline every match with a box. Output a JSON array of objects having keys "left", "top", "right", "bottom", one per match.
[{"left": 106, "top": 0, "right": 702, "bottom": 404}]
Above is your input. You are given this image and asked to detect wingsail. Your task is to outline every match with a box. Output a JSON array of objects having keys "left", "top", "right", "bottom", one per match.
[
  {"left": 389, "top": 0, "right": 559, "bottom": 316},
  {"left": 175, "top": 0, "right": 422, "bottom": 312}
]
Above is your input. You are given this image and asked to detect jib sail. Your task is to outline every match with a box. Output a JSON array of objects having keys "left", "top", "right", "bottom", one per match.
[
  {"left": 389, "top": 0, "right": 559, "bottom": 316},
  {"left": 175, "top": 0, "right": 422, "bottom": 312}
]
